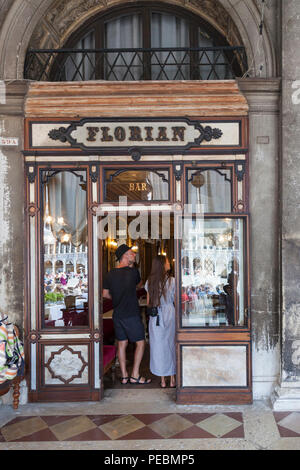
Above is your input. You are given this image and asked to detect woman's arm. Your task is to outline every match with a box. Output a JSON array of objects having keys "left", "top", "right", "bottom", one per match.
[{"left": 102, "top": 288, "right": 112, "bottom": 300}]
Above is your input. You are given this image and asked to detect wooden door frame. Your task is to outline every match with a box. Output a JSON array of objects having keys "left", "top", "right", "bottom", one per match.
[{"left": 24, "top": 154, "right": 250, "bottom": 404}]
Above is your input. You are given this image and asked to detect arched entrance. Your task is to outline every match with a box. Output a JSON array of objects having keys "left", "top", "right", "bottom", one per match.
[{"left": 0, "top": 0, "right": 277, "bottom": 79}]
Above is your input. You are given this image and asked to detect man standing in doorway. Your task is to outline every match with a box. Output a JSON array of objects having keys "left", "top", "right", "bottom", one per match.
[{"left": 103, "top": 244, "right": 151, "bottom": 385}]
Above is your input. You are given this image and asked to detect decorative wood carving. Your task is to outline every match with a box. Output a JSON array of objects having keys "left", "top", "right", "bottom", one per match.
[
  {"left": 44, "top": 345, "right": 88, "bottom": 385},
  {"left": 88, "top": 203, "right": 99, "bottom": 216},
  {"left": 26, "top": 204, "right": 40, "bottom": 217},
  {"left": 28, "top": 331, "right": 39, "bottom": 343},
  {"left": 234, "top": 161, "right": 246, "bottom": 181},
  {"left": 90, "top": 165, "right": 99, "bottom": 183},
  {"left": 26, "top": 165, "right": 36, "bottom": 183},
  {"left": 173, "top": 163, "right": 183, "bottom": 181}
]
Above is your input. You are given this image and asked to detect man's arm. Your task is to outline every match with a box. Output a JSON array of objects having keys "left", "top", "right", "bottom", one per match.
[{"left": 103, "top": 289, "right": 112, "bottom": 300}]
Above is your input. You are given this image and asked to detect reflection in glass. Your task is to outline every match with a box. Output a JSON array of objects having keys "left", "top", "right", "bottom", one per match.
[
  {"left": 187, "top": 169, "right": 231, "bottom": 213},
  {"left": 105, "top": 169, "right": 169, "bottom": 201},
  {"left": 64, "top": 31, "right": 95, "bottom": 81},
  {"left": 181, "top": 218, "right": 244, "bottom": 327},
  {"left": 198, "top": 27, "right": 232, "bottom": 80},
  {"left": 43, "top": 170, "right": 88, "bottom": 328}
]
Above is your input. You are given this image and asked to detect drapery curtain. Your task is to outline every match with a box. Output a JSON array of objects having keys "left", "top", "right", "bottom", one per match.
[
  {"left": 45, "top": 171, "right": 87, "bottom": 246},
  {"left": 105, "top": 14, "right": 143, "bottom": 80},
  {"left": 151, "top": 12, "right": 189, "bottom": 80},
  {"left": 188, "top": 170, "right": 231, "bottom": 213},
  {"left": 62, "top": 11, "right": 231, "bottom": 81},
  {"left": 64, "top": 31, "right": 95, "bottom": 81},
  {"left": 146, "top": 171, "right": 169, "bottom": 200}
]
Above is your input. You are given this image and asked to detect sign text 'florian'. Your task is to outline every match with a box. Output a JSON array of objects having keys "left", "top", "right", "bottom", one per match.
[
  {"left": 47, "top": 118, "right": 223, "bottom": 156},
  {"left": 85, "top": 124, "right": 188, "bottom": 144}
]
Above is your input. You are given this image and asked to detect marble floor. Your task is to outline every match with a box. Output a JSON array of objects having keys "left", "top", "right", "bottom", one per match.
[{"left": 0, "top": 388, "right": 300, "bottom": 450}]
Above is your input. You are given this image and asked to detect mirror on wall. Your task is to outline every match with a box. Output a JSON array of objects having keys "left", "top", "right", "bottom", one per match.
[{"left": 42, "top": 170, "right": 89, "bottom": 328}]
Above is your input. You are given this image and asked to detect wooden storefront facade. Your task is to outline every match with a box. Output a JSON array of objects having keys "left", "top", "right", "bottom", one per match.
[{"left": 24, "top": 80, "right": 252, "bottom": 404}]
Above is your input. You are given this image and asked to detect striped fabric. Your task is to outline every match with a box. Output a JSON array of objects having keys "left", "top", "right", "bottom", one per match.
[{"left": 0, "top": 313, "right": 25, "bottom": 384}]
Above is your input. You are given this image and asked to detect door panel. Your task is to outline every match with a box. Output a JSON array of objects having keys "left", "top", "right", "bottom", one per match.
[
  {"left": 175, "top": 163, "right": 252, "bottom": 404},
  {"left": 25, "top": 163, "right": 101, "bottom": 402}
]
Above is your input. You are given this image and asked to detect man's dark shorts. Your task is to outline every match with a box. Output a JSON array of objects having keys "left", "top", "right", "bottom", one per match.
[{"left": 113, "top": 315, "right": 145, "bottom": 342}]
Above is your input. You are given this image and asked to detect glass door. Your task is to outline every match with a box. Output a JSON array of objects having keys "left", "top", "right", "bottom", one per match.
[{"left": 25, "top": 163, "right": 101, "bottom": 403}]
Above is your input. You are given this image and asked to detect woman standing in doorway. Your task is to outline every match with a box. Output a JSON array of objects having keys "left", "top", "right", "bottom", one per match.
[{"left": 145, "top": 256, "right": 176, "bottom": 388}]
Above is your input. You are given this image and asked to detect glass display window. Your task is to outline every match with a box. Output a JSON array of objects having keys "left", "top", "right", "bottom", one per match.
[
  {"left": 104, "top": 168, "right": 170, "bottom": 202},
  {"left": 180, "top": 217, "right": 246, "bottom": 328},
  {"left": 187, "top": 168, "right": 232, "bottom": 213}
]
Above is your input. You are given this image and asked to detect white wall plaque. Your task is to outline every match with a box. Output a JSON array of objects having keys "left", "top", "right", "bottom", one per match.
[{"left": 0, "top": 137, "right": 19, "bottom": 146}]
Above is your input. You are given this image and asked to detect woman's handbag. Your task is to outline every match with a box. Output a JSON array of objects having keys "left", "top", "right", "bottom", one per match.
[{"left": 146, "top": 306, "right": 160, "bottom": 326}]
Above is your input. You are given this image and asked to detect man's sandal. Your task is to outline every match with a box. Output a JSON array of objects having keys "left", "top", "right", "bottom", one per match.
[
  {"left": 130, "top": 376, "right": 152, "bottom": 385},
  {"left": 120, "top": 377, "right": 129, "bottom": 385}
]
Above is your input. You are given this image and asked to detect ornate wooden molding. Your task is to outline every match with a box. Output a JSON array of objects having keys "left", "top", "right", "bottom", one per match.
[
  {"left": 234, "top": 161, "right": 246, "bottom": 181},
  {"left": 45, "top": 345, "right": 88, "bottom": 385},
  {"left": 26, "top": 204, "right": 39, "bottom": 217},
  {"left": 26, "top": 165, "right": 36, "bottom": 183},
  {"left": 88, "top": 202, "right": 100, "bottom": 216},
  {"left": 28, "top": 331, "right": 39, "bottom": 343}
]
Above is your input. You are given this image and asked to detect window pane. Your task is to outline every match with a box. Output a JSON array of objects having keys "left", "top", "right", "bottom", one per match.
[
  {"left": 181, "top": 218, "right": 245, "bottom": 328},
  {"left": 104, "top": 169, "right": 169, "bottom": 201},
  {"left": 197, "top": 28, "right": 233, "bottom": 80},
  {"left": 187, "top": 169, "right": 231, "bottom": 213},
  {"left": 64, "top": 31, "right": 95, "bottom": 81},
  {"left": 43, "top": 170, "right": 88, "bottom": 328},
  {"left": 105, "top": 14, "right": 143, "bottom": 80},
  {"left": 151, "top": 12, "right": 189, "bottom": 79}
]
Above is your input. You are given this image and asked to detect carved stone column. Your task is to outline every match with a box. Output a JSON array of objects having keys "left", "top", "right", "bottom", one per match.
[{"left": 272, "top": 0, "right": 300, "bottom": 411}]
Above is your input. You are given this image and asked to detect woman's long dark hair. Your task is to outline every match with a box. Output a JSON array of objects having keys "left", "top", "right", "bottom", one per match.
[{"left": 147, "top": 255, "right": 170, "bottom": 307}]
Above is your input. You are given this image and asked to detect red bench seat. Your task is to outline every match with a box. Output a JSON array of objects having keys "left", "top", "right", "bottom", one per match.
[{"left": 103, "top": 345, "right": 117, "bottom": 376}]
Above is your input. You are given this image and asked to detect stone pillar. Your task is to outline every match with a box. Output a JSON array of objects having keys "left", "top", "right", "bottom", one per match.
[
  {"left": 238, "top": 78, "right": 281, "bottom": 400},
  {"left": 0, "top": 81, "right": 28, "bottom": 406},
  {"left": 272, "top": 0, "right": 300, "bottom": 411},
  {"left": 0, "top": 81, "right": 28, "bottom": 331}
]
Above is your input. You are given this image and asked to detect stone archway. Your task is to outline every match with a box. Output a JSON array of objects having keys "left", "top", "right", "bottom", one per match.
[{"left": 0, "top": 0, "right": 277, "bottom": 79}]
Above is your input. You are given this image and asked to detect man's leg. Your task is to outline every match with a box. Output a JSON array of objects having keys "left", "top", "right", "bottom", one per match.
[
  {"left": 117, "top": 339, "right": 128, "bottom": 383},
  {"left": 130, "top": 340, "right": 151, "bottom": 384}
]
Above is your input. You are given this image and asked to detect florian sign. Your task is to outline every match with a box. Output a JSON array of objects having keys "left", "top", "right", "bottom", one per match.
[
  {"left": 44, "top": 118, "right": 223, "bottom": 158},
  {"left": 26, "top": 117, "right": 245, "bottom": 159}
]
